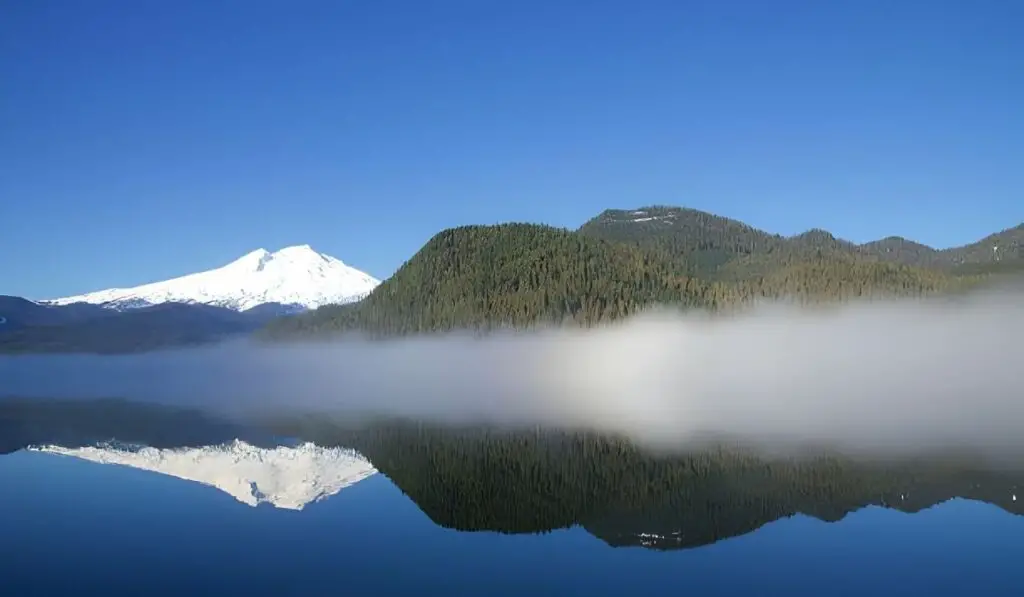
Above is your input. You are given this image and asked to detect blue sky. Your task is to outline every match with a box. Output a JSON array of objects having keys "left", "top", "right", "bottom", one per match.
[{"left": 2, "top": 0, "right": 1021, "bottom": 299}]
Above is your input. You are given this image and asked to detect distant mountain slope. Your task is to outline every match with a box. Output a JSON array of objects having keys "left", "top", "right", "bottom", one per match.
[
  {"left": 42, "top": 245, "right": 380, "bottom": 312},
  {"left": 858, "top": 236, "right": 941, "bottom": 266},
  {"left": 861, "top": 225, "right": 1023, "bottom": 268},
  {"left": 0, "top": 295, "right": 110, "bottom": 329},
  {"left": 0, "top": 302, "right": 263, "bottom": 354},
  {"left": 935, "top": 224, "right": 1024, "bottom": 267},
  {"left": 261, "top": 223, "right": 715, "bottom": 339}
]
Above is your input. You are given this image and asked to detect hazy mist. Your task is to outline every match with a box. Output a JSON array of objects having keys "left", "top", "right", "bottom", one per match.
[{"left": 2, "top": 290, "right": 1022, "bottom": 457}]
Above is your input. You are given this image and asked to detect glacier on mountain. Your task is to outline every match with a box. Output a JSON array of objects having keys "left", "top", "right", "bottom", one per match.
[
  {"left": 30, "top": 440, "right": 377, "bottom": 510},
  {"left": 41, "top": 244, "right": 380, "bottom": 312}
]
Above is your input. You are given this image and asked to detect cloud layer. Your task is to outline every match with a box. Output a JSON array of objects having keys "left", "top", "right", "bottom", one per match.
[{"left": 2, "top": 289, "right": 1021, "bottom": 458}]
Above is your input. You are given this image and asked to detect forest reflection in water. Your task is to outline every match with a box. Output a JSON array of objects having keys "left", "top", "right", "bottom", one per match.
[{"left": 2, "top": 397, "right": 1022, "bottom": 552}]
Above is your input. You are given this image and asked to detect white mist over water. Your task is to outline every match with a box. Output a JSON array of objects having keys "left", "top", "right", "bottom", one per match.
[{"left": 2, "top": 291, "right": 1021, "bottom": 457}]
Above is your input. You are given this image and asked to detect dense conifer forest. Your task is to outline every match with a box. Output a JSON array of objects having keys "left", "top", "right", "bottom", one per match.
[
  {"left": 263, "top": 206, "right": 1015, "bottom": 339},
  {"left": 260, "top": 223, "right": 716, "bottom": 338}
]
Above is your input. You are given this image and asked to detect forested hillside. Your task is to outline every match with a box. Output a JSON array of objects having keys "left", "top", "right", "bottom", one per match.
[
  {"left": 263, "top": 209, "right": 992, "bottom": 339},
  {"left": 261, "top": 223, "right": 715, "bottom": 338}
]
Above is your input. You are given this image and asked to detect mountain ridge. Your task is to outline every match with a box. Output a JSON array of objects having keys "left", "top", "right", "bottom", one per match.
[
  {"left": 580, "top": 206, "right": 1023, "bottom": 275},
  {"left": 583, "top": 206, "right": 1022, "bottom": 252},
  {"left": 7, "top": 206, "right": 1021, "bottom": 349}
]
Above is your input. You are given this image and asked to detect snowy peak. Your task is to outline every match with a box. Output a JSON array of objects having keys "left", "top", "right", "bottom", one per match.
[
  {"left": 229, "top": 245, "right": 332, "bottom": 272},
  {"left": 30, "top": 440, "right": 378, "bottom": 510},
  {"left": 42, "top": 245, "right": 381, "bottom": 312},
  {"left": 229, "top": 248, "right": 273, "bottom": 271}
]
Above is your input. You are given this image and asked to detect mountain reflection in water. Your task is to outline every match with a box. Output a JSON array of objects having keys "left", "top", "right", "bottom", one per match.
[
  {"left": 2, "top": 397, "right": 1022, "bottom": 552},
  {"left": 31, "top": 440, "right": 377, "bottom": 510}
]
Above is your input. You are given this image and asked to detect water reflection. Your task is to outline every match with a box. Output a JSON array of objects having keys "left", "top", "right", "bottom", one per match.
[
  {"left": 3, "top": 398, "right": 1023, "bottom": 552},
  {"left": 32, "top": 441, "right": 376, "bottom": 510},
  {"left": 3, "top": 398, "right": 1024, "bottom": 595},
  {"left": 284, "top": 419, "right": 1024, "bottom": 551}
]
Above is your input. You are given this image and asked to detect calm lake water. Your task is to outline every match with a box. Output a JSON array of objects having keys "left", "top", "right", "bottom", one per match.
[{"left": 1, "top": 399, "right": 1022, "bottom": 596}]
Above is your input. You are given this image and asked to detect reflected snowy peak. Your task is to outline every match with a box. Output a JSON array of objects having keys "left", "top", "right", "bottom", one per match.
[{"left": 30, "top": 439, "right": 377, "bottom": 510}]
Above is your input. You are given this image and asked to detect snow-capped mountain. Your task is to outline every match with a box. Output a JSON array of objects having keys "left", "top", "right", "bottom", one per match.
[
  {"left": 30, "top": 440, "right": 378, "bottom": 510},
  {"left": 41, "top": 245, "right": 380, "bottom": 312}
]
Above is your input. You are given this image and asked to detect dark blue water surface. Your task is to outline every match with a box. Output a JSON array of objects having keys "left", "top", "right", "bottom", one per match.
[{"left": 1, "top": 450, "right": 1021, "bottom": 597}]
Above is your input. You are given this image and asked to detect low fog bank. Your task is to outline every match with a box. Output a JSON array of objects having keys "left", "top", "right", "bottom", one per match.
[{"left": 2, "top": 291, "right": 1021, "bottom": 458}]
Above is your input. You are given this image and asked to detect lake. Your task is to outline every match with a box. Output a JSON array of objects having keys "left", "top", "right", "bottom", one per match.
[{"left": 1, "top": 398, "right": 1022, "bottom": 596}]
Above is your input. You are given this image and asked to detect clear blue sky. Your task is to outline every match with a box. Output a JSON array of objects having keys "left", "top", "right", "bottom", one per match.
[{"left": 2, "top": 0, "right": 1021, "bottom": 299}]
